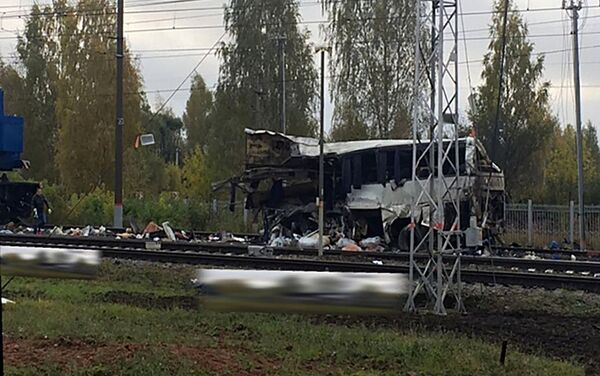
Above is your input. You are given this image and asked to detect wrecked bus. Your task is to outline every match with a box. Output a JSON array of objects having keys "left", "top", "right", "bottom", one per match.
[{"left": 224, "top": 129, "right": 505, "bottom": 251}]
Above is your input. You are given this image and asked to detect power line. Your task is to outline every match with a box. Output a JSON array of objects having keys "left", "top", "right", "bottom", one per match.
[
  {"left": 5, "top": 20, "right": 600, "bottom": 41},
  {"left": 2, "top": 2, "right": 599, "bottom": 21},
  {"left": 3, "top": 43, "right": 600, "bottom": 64},
  {"left": 461, "top": 13, "right": 600, "bottom": 34},
  {"left": 458, "top": 0, "right": 473, "bottom": 98},
  {"left": 142, "top": 31, "right": 225, "bottom": 129},
  {"left": 124, "top": 12, "right": 222, "bottom": 25},
  {"left": 456, "top": 43, "right": 600, "bottom": 65}
]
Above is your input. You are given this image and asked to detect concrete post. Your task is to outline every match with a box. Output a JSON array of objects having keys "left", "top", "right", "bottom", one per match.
[
  {"left": 527, "top": 199, "right": 533, "bottom": 246},
  {"left": 243, "top": 198, "right": 248, "bottom": 228},
  {"left": 569, "top": 200, "right": 575, "bottom": 248}
]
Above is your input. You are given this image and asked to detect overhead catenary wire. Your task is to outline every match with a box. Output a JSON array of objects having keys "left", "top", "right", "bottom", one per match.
[
  {"left": 2, "top": 1, "right": 600, "bottom": 40},
  {"left": 5, "top": 45, "right": 600, "bottom": 64},
  {"left": 142, "top": 31, "right": 225, "bottom": 129},
  {"left": 3, "top": 21, "right": 600, "bottom": 41},
  {"left": 458, "top": 0, "right": 473, "bottom": 98},
  {"left": 1, "top": 1, "right": 599, "bottom": 20},
  {"left": 1, "top": 0, "right": 598, "bottom": 124}
]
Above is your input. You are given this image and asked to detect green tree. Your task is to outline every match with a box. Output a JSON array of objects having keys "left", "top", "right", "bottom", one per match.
[
  {"left": 541, "top": 123, "right": 600, "bottom": 205},
  {"left": 15, "top": 4, "right": 60, "bottom": 181},
  {"left": 207, "top": 0, "right": 318, "bottom": 181},
  {"left": 324, "top": 0, "right": 416, "bottom": 140},
  {"left": 0, "top": 62, "right": 26, "bottom": 117},
  {"left": 541, "top": 126, "right": 577, "bottom": 204},
  {"left": 469, "top": 0, "right": 557, "bottom": 200},
  {"left": 205, "top": 90, "right": 247, "bottom": 182},
  {"left": 52, "top": 0, "right": 143, "bottom": 192},
  {"left": 181, "top": 146, "right": 210, "bottom": 200},
  {"left": 145, "top": 107, "right": 183, "bottom": 165},
  {"left": 182, "top": 74, "right": 213, "bottom": 151},
  {"left": 123, "top": 147, "right": 170, "bottom": 196},
  {"left": 583, "top": 123, "right": 600, "bottom": 204},
  {"left": 329, "top": 100, "right": 369, "bottom": 141}
]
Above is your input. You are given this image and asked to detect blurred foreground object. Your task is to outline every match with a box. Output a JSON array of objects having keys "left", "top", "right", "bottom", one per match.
[
  {"left": 195, "top": 269, "right": 408, "bottom": 314},
  {"left": 0, "top": 246, "right": 99, "bottom": 279}
]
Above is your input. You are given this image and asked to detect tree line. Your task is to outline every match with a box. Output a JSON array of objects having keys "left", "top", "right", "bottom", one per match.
[{"left": 0, "top": 0, "right": 598, "bottom": 212}]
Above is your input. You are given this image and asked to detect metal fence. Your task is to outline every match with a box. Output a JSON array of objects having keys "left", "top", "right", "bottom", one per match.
[{"left": 504, "top": 201, "right": 600, "bottom": 249}]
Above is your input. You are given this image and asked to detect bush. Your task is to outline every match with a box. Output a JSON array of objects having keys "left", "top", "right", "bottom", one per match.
[
  {"left": 40, "top": 183, "right": 246, "bottom": 231},
  {"left": 43, "top": 185, "right": 112, "bottom": 226}
]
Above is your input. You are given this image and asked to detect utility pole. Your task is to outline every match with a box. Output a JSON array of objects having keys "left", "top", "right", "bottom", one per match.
[
  {"left": 317, "top": 47, "right": 327, "bottom": 257},
  {"left": 114, "top": 0, "right": 124, "bottom": 228},
  {"left": 565, "top": 0, "right": 586, "bottom": 249},
  {"left": 276, "top": 36, "right": 287, "bottom": 134}
]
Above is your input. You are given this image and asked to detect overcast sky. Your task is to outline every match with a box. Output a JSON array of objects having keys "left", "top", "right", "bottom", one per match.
[{"left": 1, "top": 0, "right": 599, "bottom": 136}]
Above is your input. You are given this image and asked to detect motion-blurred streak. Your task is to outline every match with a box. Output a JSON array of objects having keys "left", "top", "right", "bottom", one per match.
[
  {"left": 0, "top": 245, "right": 99, "bottom": 279},
  {"left": 194, "top": 269, "right": 408, "bottom": 314}
]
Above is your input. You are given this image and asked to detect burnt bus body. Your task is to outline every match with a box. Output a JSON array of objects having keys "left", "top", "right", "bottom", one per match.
[{"left": 234, "top": 129, "right": 505, "bottom": 250}]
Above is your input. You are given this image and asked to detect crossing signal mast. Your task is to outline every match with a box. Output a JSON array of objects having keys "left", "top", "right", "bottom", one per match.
[{"left": 404, "top": 0, "right": 464, "bottom": 315}]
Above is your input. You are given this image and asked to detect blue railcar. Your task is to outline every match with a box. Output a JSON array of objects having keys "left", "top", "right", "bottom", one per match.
[{"left": 0, "top": 89, "right": 39, "bottom": 224}]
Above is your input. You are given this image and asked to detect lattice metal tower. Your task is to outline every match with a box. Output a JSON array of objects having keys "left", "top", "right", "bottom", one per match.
[{"left": 404, "top": 0, "right": 464, "bottom": 315}]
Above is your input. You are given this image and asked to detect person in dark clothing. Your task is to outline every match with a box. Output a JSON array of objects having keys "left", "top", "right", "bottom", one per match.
[{"left": 31, "top": 187, "right": 51, "bottom": 234}]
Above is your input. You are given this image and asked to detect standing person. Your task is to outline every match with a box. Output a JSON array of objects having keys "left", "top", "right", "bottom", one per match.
[{"left": 31, "top": 186, "right": 51, "bottom": 234}]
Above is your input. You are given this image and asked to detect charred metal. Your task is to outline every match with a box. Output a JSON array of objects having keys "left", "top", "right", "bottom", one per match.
[{"left": 223, "top": 129, "right": 505, "bottom": 251}]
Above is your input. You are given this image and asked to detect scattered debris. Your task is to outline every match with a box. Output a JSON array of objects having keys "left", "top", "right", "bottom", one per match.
[
  {"left": 359, "top": 236, "right": 384, "bottom": 252},
  {"left": 117, "top": 228, "right": 135, "bottom": 239},
  {"left": 298, "top": 231, "right": 330, "bottom": 249},
  {"left": 143, "top": 221, "right": 161, "bottom": 235},
  {"left": 269, "top": 236, "right": 291, "bottom": 248},
  {"left": 50, "top": 226, "right": 64, "bottom": 236},
  {"left": 342, "top": 243, "right": 362, "bottom": 252},
  {"left": 162, "top": 222, "right": 176, "bottom": 241},
  {"left": 248, "top": 245, "right": 273, "bottom": 257}
]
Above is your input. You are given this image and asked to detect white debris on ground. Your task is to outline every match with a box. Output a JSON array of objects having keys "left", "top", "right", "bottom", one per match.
[{"left": 0, "top": 220, "right": 595, "bottom": 260}]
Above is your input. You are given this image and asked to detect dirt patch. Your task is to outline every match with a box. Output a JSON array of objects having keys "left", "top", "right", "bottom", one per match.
[
  {"left": 172, "top": 342, "right": 280, "bottom": 375},
  {"left": 312, "top": 312, "right": 600, "bottom": 375},
  {"left": 3, "top": 336, "right": 281, "bottom": 375},
  {"left": 96, "top": 290, "right": 198, "bottom": 310},
  {"left": 3, "top": 337, "right": 143, "bottom": 369}
]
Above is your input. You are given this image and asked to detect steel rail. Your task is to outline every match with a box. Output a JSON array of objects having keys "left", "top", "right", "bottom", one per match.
[
  {"left": 2, "top": 234, "right": 600, "bottom": 274},
  {"left": 1, "top": 234, "right": 599, "bottom": 292},
  {"left": 96, "top": 248, "right": 600, "bottom": 293},
  {"left": 16, "top": 229, "right": 599, "bottom": 256}
]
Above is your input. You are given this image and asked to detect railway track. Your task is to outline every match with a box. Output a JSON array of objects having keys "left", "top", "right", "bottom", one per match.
[
  {"left": 1, "top": 233, "right": 600, "bottom": 273},
  {"left": 1, "top": 233, "right": 599, "bottom": 292}
]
